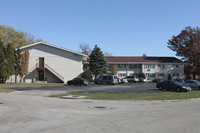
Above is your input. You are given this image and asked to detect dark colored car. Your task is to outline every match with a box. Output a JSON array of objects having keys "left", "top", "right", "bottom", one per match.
[
  {"left": 156, "top": 80, "right": 191, "bottom": 92},
  {"left": 183, "top": 80, "right": 200, "bottom": 90},
  {"left": 67, "top": 77, "right": 89, "bottom": 86}
]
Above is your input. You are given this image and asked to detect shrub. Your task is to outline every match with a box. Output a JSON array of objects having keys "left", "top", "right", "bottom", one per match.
[
  {"left": 139, "top": 72, "right": 146, "bottom": 79},
  {"left": 167, "top": 74, "right": 172, "bottom": 80},
  {"left": 81, "top": 70, "right": 93, "bottom": 82}
]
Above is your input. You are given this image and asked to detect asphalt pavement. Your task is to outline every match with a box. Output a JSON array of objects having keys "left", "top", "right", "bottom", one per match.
[
  {"left": 1, "top": 91, "right": 200, "bottom": 133},
  {"left": 8, "top": 83, "right": 162, "bottom": 96}
]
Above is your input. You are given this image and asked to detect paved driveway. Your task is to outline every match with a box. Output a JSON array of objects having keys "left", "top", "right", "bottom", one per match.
[
  {"left": 9, "top": 83, "right": 161, "bottom": 96},
  {"left": 1, "top": 91, "right": 200, "bottom": 133}
]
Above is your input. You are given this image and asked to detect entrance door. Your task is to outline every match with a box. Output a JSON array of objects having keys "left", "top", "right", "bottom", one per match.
[
  {"left": 39, "top": 70, "right": 44, "bottom": 81},
  {"left": 39, "top": 58, "right": 44, "bottom": 69}
]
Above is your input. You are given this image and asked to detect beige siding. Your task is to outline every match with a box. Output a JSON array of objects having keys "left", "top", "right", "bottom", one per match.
[{"left": 21, "top": 44, "right": 83, "bottom": 83}]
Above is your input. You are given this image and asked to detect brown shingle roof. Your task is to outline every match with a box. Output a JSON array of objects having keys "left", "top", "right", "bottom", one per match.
[{"left": 105, "top": 56, "right": 183, "bottom": 63}]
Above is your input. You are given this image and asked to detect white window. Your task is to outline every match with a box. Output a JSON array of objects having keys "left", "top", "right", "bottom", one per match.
[
  {"left": 145, "top": 64, "right": 155, "bottom": 69},
  {"left": 118, "top": 64, "right": 126, "bottom": 68}
]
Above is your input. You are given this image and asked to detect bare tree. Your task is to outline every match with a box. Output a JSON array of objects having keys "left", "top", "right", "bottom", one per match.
[
  {"left": 104, "top": 52, "right": 112, "bottom": 56},
  {"left": 79, "top": 43, "right": 91, "bottom": 55}
]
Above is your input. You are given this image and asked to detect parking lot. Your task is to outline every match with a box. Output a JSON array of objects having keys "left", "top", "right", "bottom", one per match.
[
  {"left": 9, "top": 83, "right": 162, "bottom": 96},
  {"left": 1, "top": 83, "right": 200, "bottom": 133}
]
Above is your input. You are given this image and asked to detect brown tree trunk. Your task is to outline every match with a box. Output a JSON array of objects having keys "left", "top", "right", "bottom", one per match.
[
  {"left": 15, "top": 74, "right": 17, "bottom": 83},
  {"left": 193, "top": 74, "right": 196, "bottom": 80}
]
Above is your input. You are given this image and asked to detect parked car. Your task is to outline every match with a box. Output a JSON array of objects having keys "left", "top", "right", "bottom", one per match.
[
  {"left": 156, "top": 80, "right": 191, "bottom": 92},
  {"left": 138, "top": 77, "right": 144, "bottom": 83},
  {"left": 121, "top": 78, "right": 128, "bottom": 83},
  {"left": 67, "top": 77, "right": 89, "bottom": 86},
  {"left": 95, "top": 75, "right": 119, "bottom": 85},
  {"left": 126, "top": 76, "right": 139, "bottom": 83},
  {"left": 183, "top": 80, "right": 200, "bottom": 90},
  {"left": 152, "top": 78, "right": 163, "bottom": 83}
]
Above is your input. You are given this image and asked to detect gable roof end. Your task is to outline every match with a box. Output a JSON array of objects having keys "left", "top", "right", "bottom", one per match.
[{"left": 19, "top": 42, "right": 87, "bottom": 57}]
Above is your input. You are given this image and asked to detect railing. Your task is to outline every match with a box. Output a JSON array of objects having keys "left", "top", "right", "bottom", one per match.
[{"left": 44, "top": 64, "right": 64, "bottom": 81}]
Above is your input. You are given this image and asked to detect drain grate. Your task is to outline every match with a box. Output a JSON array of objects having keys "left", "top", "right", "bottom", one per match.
[{"left": 95, "top": 106, "right": 106, "bottom": 109}]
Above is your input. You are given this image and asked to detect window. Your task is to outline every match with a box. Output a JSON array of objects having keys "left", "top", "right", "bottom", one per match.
[
  {"left": 118, "top": 73, "right": 126, "bottom": 77},
  {"left": 173, "top": 73, "right": 179, "bottom": 77},
  {"left": 118, "top": 64, "right": 126, "bottom": 68},
  {"left": 145, "top": 64, "right": 155, "bottom": 69},
  {"left": 158, "top": 64, "right": 165, "bottom": 68},
  {"left": 130, "top": 64, "right": 140, "bottom": 69},
  {"left": 158, "top": 73, "right": 165, "bottom": 77},
  {"left": 83, "top": 64, "right": 88, "bottom": 69},
  {"left": 145, "top": 73, "right": 155, "bottom": 78}
]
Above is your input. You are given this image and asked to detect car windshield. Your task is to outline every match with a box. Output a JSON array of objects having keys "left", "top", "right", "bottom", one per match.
[
  {"left": 174, "top": 81, "right": 183, "bottom": 86},
  {"left": 194, "top": 80, "right": 200, "bottom": 84}
]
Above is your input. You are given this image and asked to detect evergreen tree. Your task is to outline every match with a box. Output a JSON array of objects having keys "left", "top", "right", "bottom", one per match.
[
  {"left": 14, "top": 48, "right": 21, "bottom": 83},
  {"left": 168, "top": 74, "right": 172, "bottom": 80},
  {"left": 5, "top": 43, "right": 15, "bottom": 78},
  {"left": 139, "top": 72, "right": 146, "bottom": 79},
  {"left": 0, "top": 41, "right": 7, "bottom": 83},
  {"left": 89, "top": 45, "right": 107, "bottom": 79},
  {"left": 81, "top": 70, "right": 93, "bottom": 82}
]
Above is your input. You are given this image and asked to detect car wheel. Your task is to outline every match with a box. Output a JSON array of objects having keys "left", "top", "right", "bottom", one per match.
[
  {"left": 68, "top": 83, "right": 71, "bottom": 86},
  {"left": 107, "top": 82, "right": 110, "bottom": 85},
  {"left": 159, "top": 86, "right": 163, "bottom": 90}
]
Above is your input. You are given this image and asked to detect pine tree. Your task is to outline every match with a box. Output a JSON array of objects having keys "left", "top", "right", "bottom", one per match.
[
  {"left": 0, "top": 41, "right": 7, "bottom": 83},
  {"left": 89, "top": 45, "right": 107, "bottom": 79},
  {"left": 5, "top": 43, "right": 15, "bottom": 78},
  {"left": 14, "top": 48, "right": 21, "bottom": 83}
]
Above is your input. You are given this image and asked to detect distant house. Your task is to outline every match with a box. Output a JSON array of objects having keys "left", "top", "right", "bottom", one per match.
[
  {"left": 7, "top": 42, "right": 87, "bottom": 83},
  {"left": 84, "top": 56, "right": 185, "bottom": 80}
]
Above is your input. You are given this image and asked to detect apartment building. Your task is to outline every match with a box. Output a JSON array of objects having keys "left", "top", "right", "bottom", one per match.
[
  {"left": 105, "top": 56, "right": 184, "bottom": 80},
  {"left": 84, "top": 56, "right": 184, "bottom": 81}
]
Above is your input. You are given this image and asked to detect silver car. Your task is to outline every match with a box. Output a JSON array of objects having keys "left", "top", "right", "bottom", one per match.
[{"left": 183, "top": 80, "right": 200, "bottom": 90}]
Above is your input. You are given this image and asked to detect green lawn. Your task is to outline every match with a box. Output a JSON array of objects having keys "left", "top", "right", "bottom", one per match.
[
  {"left": 0, "top": 83, "right": 64, "bottom": 93},
  {"left": 62, "top": 92, "right": 200, "bottom": 100}
]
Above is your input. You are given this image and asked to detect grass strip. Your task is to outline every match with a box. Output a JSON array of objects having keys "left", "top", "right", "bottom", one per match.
[
  {"left": 0, "top": 83, "right": 64, "bottom": 88},
  {"left": 62, "top": 92, "right": 200, "bottom": 100},
  {"left": 0, "top": 88, "right": 16, "bottom": 93}
]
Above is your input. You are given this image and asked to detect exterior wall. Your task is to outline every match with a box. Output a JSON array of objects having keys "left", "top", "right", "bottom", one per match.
[
  {"left": 106, "top": 63, "right": 184, "bottom": 80},
  {"left": 142, "top": 63, "right": 184, "bottom": 80},
  {"left": 21, "top": 44, "right": 83, "bottom": 83},
  {"left": 113, "top": 64, "right": 142, "bottom": 78}
]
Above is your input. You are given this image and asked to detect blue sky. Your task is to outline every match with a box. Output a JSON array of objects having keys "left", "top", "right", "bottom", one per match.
[{"left": 1, "top": 0, "right": 200, "bottom": 57}]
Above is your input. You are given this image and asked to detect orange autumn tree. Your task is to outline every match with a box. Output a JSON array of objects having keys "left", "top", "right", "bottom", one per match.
[
  {"left": 19, "top": 50, "right": 29, "bottom": 82},
  {"left": 168, "top": 26, "right": 200, "bottom": 79}
]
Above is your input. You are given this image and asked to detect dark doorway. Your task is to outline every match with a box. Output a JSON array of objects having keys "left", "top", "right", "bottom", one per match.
[
  {"left": 39, "top": 58, "right": 44, "bottom": 69},
  {"left": 39, "top": 70, "right": 44, "bottom": 81}
]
